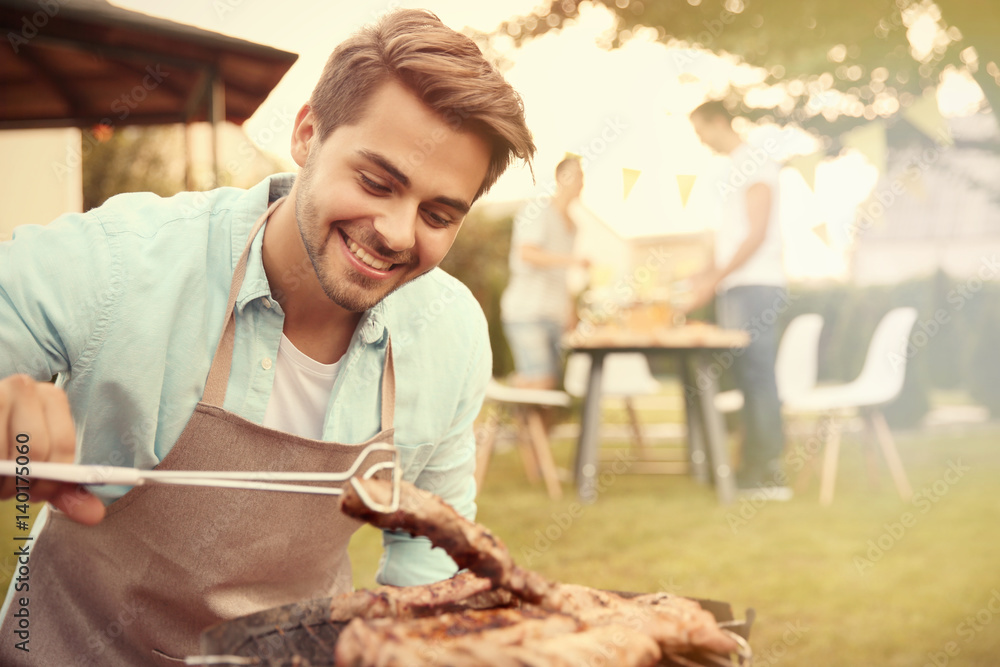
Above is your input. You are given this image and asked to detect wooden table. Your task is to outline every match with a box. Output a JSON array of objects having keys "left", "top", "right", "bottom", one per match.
[{"left": 565, "top": 324, "right": 750, "bottom": 505}]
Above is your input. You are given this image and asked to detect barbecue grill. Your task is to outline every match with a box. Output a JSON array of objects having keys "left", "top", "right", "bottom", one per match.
[{"left": 195, "top": 593, "right": 754, "bottom": 666}]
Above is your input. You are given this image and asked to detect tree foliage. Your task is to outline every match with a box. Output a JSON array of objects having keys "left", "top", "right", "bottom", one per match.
[
  {"left": 81, "top": 124, "right": 290, "bottom": 210},
  {"left": 497, "top": 0, "right": 1000, "bottom": 139},
  {"left": 82, "top": 126, "right": 185, "bottom": 211}
]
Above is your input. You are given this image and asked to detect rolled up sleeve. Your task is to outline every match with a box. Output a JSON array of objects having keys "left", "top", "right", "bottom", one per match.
[{"left": 376, "top": 316, "right": 492, "bottom": 586}]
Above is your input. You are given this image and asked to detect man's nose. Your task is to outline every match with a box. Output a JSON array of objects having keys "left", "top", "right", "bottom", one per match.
[{"left": 373, "top": 203, "right": 417, "bottom": 253}]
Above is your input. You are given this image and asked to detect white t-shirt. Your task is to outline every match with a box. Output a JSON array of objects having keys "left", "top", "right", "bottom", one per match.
[
  {"left": 500, "top": 200, "right": 576, "bottom": 323},
  {"left": 263, "top": 333, "right": 341, "bottom": 440},
  {"left": 714, "top": 143, "right": 785, "bottom": 290}
]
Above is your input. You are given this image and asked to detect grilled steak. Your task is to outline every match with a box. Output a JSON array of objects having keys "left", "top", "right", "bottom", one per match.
[
  {"left": 335, "top": 607, "right": 659, "bottom": 667},
  {"left": 340, "top": 477, "right": 554, "bottom": 604},
  {"left": 337, "top": 478, "right": 740, "bottom": 664},
  {"left": 330, "top": 571, "right": 508, "bottom": 622}
]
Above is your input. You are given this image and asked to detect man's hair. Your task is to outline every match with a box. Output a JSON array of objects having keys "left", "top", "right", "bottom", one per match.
[
  {"left": 690, "top": 100, "right": 734, "bottom": 124},
  {"left": 308, "top": 9, "right": 535, "bottom": 199}
]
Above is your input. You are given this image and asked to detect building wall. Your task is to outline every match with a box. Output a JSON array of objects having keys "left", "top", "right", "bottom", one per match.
[{"left": 0, "top": 129, "right": 82, "bottom": 242}]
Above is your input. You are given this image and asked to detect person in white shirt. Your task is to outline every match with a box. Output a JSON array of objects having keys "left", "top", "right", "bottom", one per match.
[
  {"left": 686, "top": 100, "right": 790, "bottom": 495},
  {"left": 501, "top": 158, "right": 588, "bottom": 390}
]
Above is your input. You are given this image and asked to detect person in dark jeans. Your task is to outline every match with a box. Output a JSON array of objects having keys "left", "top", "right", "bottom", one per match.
[
  {"left": 716, "top": 286, "right": 789, "bottom": 490},
  {"left": 685, "top": 100, "right": 790, "bottom": 497}
]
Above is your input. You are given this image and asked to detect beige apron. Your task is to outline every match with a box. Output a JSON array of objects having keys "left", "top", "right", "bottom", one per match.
[{"left": 0, "top": 198, "right": 396, "bottom": 665}]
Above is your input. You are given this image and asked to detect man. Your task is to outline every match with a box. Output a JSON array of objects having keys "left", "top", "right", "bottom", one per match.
[
  {"left": 0, "top": 9, "right": 535, "bottom": 663},
  {"left": 500, "top": 157, "right": 587, "bottom": 390},
  {"left": 686, "top": 100, "right": 789, "bottom": 497}
]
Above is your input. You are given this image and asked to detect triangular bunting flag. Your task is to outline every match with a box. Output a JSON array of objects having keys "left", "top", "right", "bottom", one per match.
[
  {"left": 623, "top": 168, "right": 642, "bottom": 200},
  {"left": 676, "top": 175, "right": 697, "bottom": 207},
  {"left": 842, "top": 121, "right": 887, "bottom": 175},
  {"left": 787, "top": 152, "right": 824, "bottom": 191},
  {"left": 811, "top": 222, "right": 832, "bottom": 247},
  {"left": 903, "top": 90, "right": 953, "bottom": 146}
]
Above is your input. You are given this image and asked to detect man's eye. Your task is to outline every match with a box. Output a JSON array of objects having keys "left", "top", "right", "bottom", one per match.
[
  {"left": 360, "top": 173, "right": 392, "bottom": 194},
  {"left": 423, "top": 209, "right": 454, "bottom": 227}
]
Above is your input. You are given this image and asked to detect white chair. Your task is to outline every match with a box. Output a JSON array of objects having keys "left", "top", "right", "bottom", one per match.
[
  {"left": 477, "top": 379, "right": 570, "bottom": 500},
  {"left": 713, "top": 313, "right": 826, "bottom": 413},
  {"left": 477, "top": 353, "right": 660, "bottom": 499},
  {"left": 783, "top": 307, "right": 919, "bottom": 506}
]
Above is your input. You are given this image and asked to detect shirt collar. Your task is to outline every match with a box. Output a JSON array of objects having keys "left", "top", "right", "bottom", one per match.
[{"left": 233, "top": 173, "right": 293, "bottom": 314}]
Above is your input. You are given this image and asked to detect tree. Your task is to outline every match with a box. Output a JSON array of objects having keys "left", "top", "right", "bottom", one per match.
[
  {"left": 496, "top": 0, "right": 1000, "bottom": 141},
  {"left": 82, "top": 124, "right": 291, "bottom": 210},
  {"left": 82, "top": 126, "right": 185, "bottom": 211}
]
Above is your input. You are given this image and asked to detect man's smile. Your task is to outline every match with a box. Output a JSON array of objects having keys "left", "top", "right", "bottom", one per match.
[{"left": 338, "top": 229, "right": 401, "bottom": 276}]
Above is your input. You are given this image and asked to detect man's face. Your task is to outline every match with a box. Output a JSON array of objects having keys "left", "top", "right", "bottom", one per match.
[
  {"left": 690, "top": 113, "right": 726, "bottom": 153},
  {"left": 290, "top": 80, "right": 491, "bottom": 312},
  {"left": 559, "top": 162, "right": 584, "bottom": 198}
]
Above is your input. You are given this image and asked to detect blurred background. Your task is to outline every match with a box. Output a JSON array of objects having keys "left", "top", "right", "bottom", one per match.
[
  {"left": 2, "top": 0, "right": 1000, "bottom": 664},
  {"left": 4, "top": 0, "right": 1000, "bottom": 424}
]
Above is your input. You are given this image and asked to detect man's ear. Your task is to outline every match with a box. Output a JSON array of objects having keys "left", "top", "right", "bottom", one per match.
[{"left": 290, "top": 104, "right": 317, "bottom": 168}]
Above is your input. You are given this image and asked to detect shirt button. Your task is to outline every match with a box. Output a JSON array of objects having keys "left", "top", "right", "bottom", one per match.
[
  {"left": 262, "top": 298, "right": 272, "bottom": 309},
  {"left": 261, "top": 358, "right": 273, "bottom": 370},
  {"left": 361, "top": 320, "right": 384, "bottom": 344}
]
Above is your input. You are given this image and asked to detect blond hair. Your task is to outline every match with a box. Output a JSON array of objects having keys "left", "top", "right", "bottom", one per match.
[{"left": 309, "top": 9, "right": 535, "bottom": 199}]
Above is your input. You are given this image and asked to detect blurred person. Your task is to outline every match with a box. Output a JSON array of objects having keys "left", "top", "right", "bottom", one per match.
[
  {"left": 0, "top": 9, "right": 534, "bottom": 663},
  {"left": 501, "top": 157, "right": 589, "bottom": 390},
  {"left": 686, "top": 100, "right": 790, "bottom": 497}
]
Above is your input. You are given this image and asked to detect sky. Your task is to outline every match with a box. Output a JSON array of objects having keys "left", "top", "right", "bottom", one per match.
[{"left": 110, "top": 0, "right": 984, "bottom": 282}]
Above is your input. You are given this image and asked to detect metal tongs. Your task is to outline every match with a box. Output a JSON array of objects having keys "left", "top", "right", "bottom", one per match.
[{"left": 0, "top": 442, "right": 401, "bottom": 513}]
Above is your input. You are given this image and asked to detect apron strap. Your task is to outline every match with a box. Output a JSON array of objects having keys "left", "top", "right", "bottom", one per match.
[
  {"left": 203, "top": 197, "right": 285, "bottom": 408},
  {"left": 380, "top": 338, "right": 395, "bottom": 431}
]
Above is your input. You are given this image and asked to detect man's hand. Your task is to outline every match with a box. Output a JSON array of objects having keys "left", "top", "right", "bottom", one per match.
[{"left": 0, "top": 375, "right": 106, "bottom": 525}]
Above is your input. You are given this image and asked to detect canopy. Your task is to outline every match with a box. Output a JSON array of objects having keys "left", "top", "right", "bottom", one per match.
[{"left": 0, "top": 0, "right": 298, "bottom": 130}]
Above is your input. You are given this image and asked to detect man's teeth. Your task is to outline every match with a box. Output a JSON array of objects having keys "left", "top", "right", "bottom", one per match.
[{"left": 347, "top": 239, "right": 393, "bottom": 271}]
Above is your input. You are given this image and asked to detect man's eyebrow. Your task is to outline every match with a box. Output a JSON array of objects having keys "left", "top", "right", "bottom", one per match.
[
  {"left": 358, "top": 149, "right": 472, "bottom": 215},
  {"left": 358, "top": 149, "right": 410, "bottom": 188},
  {"left": 433, "top": 195, "right": 471, "bottom": 216}
]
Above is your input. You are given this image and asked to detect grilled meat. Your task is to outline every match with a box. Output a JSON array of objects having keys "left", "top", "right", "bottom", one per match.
[
  {"left": 340, "top": 477, "right": 553, "bottom": 604},
  {"left": 330, "top": 571, "right": 508, "bottom": 622},
  {"left": 337, "top": 478, "right": 740, "bottom": 664},
  {"left": 335, "top": 607, "right": 659, "bottom": 667}
]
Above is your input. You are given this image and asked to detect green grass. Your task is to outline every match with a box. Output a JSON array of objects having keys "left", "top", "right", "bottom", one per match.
[
  {"left": 349, "top": 417, "right": 1000, "bottom": 666},
  {"left": 3, "top": 405, "right": 997, "bottom": 666}
]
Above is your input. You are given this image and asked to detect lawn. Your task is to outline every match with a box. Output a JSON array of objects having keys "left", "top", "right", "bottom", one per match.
[
  {"left": 348, "top": 407, "right": 1000, "bottom": 666},
  {"left": 1, "top": 400, "right": 997, "bottom": 666}
]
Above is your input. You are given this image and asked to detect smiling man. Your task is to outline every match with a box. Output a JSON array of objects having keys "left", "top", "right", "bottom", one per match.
[{"left": 0, "top": 9, "right": 534, "bottom": 664}]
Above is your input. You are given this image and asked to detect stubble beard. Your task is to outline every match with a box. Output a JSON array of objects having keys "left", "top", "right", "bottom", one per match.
[{"left": 294, "top": 167, "right": 416, "bottom": 313}]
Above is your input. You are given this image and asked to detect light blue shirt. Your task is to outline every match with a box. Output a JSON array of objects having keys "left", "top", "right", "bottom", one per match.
[{"left": 0, "top": 174, "right": 491, "bottom": 587}]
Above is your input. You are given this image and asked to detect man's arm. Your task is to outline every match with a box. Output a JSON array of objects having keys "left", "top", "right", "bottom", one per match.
[
  {"left": 685, "top": 182, "right": 772, "bottom": 311},
  {"left": 519, "top": 243, "right": 585, "bottom": 270},
  {"left": 0, "top": 216, "right": 113, "bottom": 524},
  {"left": 375, "top": 323, "right": 492, "bottom": 586}
]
